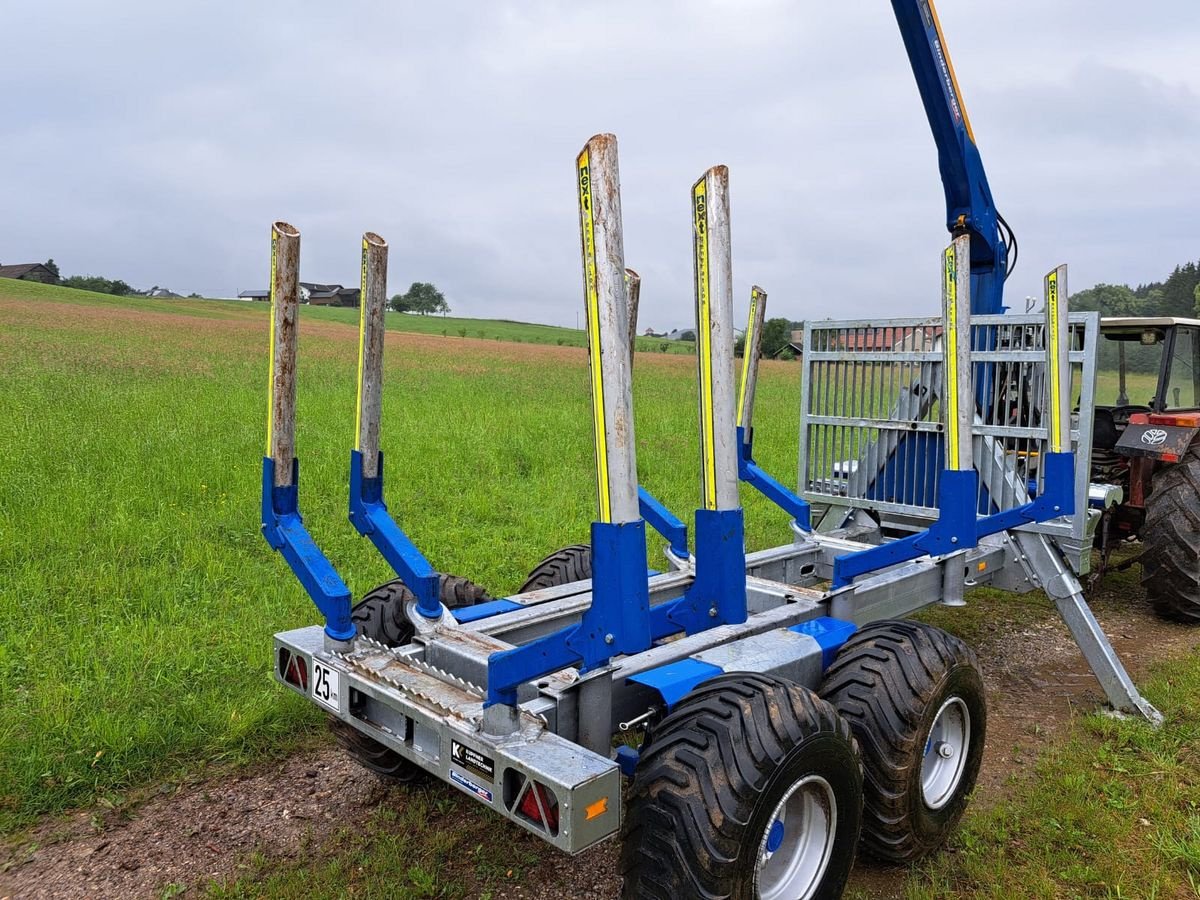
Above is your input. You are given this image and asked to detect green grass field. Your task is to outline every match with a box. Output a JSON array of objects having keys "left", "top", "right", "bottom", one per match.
[
  {"left": 0, "top": 280, "right": 798, "bottom": 832},
  {"left": 302, "top": 304, "right": 698, "bottom": 355},
  {"left": 4, "top": 280, "right": 1198, "bottom": 900}
]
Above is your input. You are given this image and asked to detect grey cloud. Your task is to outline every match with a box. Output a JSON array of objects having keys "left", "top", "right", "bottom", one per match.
[{"left": 1, "top": 1, "right": 1197, "bottom": 330}]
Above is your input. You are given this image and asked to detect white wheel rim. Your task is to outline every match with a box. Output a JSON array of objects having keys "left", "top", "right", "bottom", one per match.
[
  {"left": 922, "top": 696, "right": 970, "bottom": 810},
  {"left": 754, "top": 774, "right": 837, "bottom": 900}
]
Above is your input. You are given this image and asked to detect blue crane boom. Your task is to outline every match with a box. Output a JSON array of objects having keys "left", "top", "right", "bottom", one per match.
[{"left": 891, "top": 0, "right": 1013, "bottom": 314}]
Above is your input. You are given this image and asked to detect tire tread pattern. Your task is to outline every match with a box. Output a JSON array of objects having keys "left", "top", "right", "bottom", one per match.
[
  {"left": 1140, "top": 444, "right": 1200, "bottom": 622},
  {"left": 519, "top": 544, "right": 593, "bottom": 593},
  {"left": 621, "top": 672, "right": 860, "bottom": 900},
  {"left": 819, "top": 619, "right": 983, "bottom": 862}
]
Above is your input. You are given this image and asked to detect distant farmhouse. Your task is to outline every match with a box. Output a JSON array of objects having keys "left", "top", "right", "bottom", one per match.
[
  {"left": 238, "top": 282, "right": 360, "bottom": 307},
  {"left": 0, "top": 262, "right": 57, "bottom": 284}
]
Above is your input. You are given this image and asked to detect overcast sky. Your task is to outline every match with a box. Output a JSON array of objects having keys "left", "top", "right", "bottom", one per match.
[{"left": 3, "top": 1, "right": 1198, "bottom": 329}]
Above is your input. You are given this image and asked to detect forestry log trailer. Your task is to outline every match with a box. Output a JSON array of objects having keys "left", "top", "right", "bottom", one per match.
[{"left": 258, "top": 3, "right": 1168, "bottom": 897}]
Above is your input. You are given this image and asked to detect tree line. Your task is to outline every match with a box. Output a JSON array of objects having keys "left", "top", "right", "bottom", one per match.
[
  {"left": 1070, "top": 258, "right": 1200, "bottom": 372},
  {"left": 1069, "top": 260, "right": 1200, "bottom": 321}
]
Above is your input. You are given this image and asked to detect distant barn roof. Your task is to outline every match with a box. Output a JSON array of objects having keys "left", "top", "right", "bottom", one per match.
[{"left": 0, "top": 263, "right": 52, "bottom": 279}]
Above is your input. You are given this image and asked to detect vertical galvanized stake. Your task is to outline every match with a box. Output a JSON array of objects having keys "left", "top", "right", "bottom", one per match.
[
  {"left": 267, "top": 221, "right": 301, "bottom": 487},
  {"left": 356, "top": 232, "right": 389, "bottom": 479},
  {"left": 1044, "top": 265, "right": 1070, "bottom": 454},
  {"left": 625, "top": 268, "right": 641, "bottom": 366},
  {"left": 576, "top": 134, "right": 640, "bottom": 525},
  {"left": 941, "top": 234, "right": 973, "bottom": 472},
  {"left": 736, "top": 285, "right": 768, "bottom": 434},
  {"left": 692, "top": 166, "right": 741, "bottom": 510}
]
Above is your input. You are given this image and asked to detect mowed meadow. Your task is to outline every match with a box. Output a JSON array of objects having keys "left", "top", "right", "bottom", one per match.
[{"left": 0, "top": 280, "right": 803, "bottom": 832}]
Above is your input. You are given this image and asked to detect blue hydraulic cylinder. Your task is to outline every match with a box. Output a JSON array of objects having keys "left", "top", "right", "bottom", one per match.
[
  {"left": 260, "top": 457, "right": 355, "bottom": 642},
  {"left": 348, "top": 449, "right": 441, "bottom": 619}
]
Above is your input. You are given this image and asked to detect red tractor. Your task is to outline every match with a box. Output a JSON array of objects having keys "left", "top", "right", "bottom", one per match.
[{"left": 1094, "top": 316, "right": 1200, "bottom": 622}]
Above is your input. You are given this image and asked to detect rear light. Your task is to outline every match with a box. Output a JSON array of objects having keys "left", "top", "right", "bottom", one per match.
[
  {"left": 278, "top": 648, "right": 308, "bottom": 690},
  {"left": 1150, "top": 413, "right": 1200, "bottom": 427}
]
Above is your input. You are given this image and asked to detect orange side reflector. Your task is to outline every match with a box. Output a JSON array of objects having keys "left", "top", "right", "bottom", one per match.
[
  {"left": 586, "top": 797, "right": 608, "bottom": 820},
  {"left": 977, "top": 562, "right": 987, "bottom": 572}
]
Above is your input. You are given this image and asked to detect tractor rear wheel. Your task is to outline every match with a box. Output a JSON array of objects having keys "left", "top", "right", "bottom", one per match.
[
  {"left": 519, "top": 544, "right": 592, "bottom": 592},
  {"left": 818, "top": 620, "right": 985, "bottom": 863},
  {"left": 330, "top": 574, "right": 491, "bottom": 782},
  {"left": 1141, "top": 446, "right": 1200, "bottom": 623},
  {"left": 621, "top": 673, "right": 862, "bottom": 900}
]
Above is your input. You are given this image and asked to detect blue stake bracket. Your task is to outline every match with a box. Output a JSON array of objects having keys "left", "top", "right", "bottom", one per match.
[
  {"left": 832, "top": 468, "right": 978, "bottom": 588},
  {"left": 649, "top": 508, "right": 748, "bottom": 638},
  {"left": 487, "top": 520, "right": 652, "bottom": 707},
  {"left": 976, "top": 451, "right": 1075, "bottom": 538},
  {"left": 638, "top": 486, "right": 690, "bottom": 560},
  {"left": 737, "top": 427, "right": 812, "bottom": 531},
  {"left": 261, "top": 457, "right": 355, "bottom": 642},
  {"left": 348, "top": 449, "right": 441, "bottom": 619}
]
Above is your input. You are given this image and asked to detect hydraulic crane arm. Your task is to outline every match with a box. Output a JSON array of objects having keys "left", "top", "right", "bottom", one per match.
[{"left": 891, "top": 0, "right": 1013, "bottom": 314}]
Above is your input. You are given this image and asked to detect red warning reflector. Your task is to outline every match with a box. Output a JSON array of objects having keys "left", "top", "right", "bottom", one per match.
[
  {"left": 279, "top": 648, "right": 308, "bottom": 690},
  {"left": 518, "top": 782, "right": 560, "bottom": 834}
]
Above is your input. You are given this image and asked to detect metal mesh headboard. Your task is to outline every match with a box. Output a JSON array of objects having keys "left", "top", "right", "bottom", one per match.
[{"left": 797, "top": 312, "right": 1100, "bottom": 539}]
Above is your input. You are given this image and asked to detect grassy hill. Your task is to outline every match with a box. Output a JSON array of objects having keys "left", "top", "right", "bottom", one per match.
[{"left": 0, "top": 279, "right": 696, "bottom": 354}]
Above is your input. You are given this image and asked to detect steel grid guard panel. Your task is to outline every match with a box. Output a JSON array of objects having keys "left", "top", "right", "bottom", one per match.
[{"left": 798, "top": 312, "right": 1100, "bottom": 539}]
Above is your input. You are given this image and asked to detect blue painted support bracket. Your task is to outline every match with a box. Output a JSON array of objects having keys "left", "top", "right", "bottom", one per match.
[
  {"left": 976, "top": 451, "right": 1075, "bottom": 537},
  {"left": 789, "top": 617, "right": 858, "bottom": 668},
  {"left": 261, "top": 457, "right": 356, "bottom": 642},
  {"left": 638, "top": 486, "right": 689, "bottom": 559},
  {"left": 832, "top": 469, "right": 979, "bottom": 589},
  {"left": 348, "top": 449, "right": 441, "bottom": 619},
  {"left": 649, "top": 508, "right": 748, "bottom": 638},
  {"left": 737, "top": 426, "right": 812, "bottom": 531},
  {"left": 486, "top": 520, "right": 651, "bottom": 707}
]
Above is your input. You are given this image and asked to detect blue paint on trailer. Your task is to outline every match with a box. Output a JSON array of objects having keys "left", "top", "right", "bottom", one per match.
[
  {"left": 789, "top": 617, "right": 858, "bottom": 669},
  {"left": 348, "top": 449, "right": 441, "bottom": 619},
  {"left": 832, "top": 468, "right": 979, "bottom": 588},
  {"left": 260, "top": 457, "right": 355, "bottom": 642},
  {"left": 627, "top": 658, "right": 724, "bottom": 710},
  {"left": 454, "top": 598, "right": 525, "bottom": 624},
  {"left": 737, "top": 426, "right": 812, "bottom": 531},
  {"left": 638, "top": 486, "right": 690, "bottom": 560},
  {"left": 486, "top": 519, "right": 652, "bottom": 706}
]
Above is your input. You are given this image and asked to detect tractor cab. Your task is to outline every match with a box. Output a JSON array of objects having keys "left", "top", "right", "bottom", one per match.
[
  {"left": 1092, "top": 318, "right": 1200, "bottom": 553},
  {"left": 1095, "top": 317, "right": 1200, "bottom": 446}
]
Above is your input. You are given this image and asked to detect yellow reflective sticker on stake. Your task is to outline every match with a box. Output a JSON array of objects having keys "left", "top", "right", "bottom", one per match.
[
  {"left": 693, "top": 176, "right": 717, "bottom": 510},
  {"left": 1046, "top": 269, "right": 1064, "bottom": 453},
  {"left": 355, "top": 236, "right": 368, "bottom": 452},
  {"left": 943, "top": 245, "right": 961, "bottom": 470},
  {"left": 736, "top": 287, "right": 761, "bottom": 428},
  {"left": 578, "top": 148, "right": 611, "bottom": 522},
  {"left": 266, "top": 226, "right": 278, "bottom": 456}
]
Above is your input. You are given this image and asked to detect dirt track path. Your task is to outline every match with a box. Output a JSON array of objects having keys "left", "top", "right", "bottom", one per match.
[{"left": 4, "top": 587, "right": 1198, "bottom": 900}]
